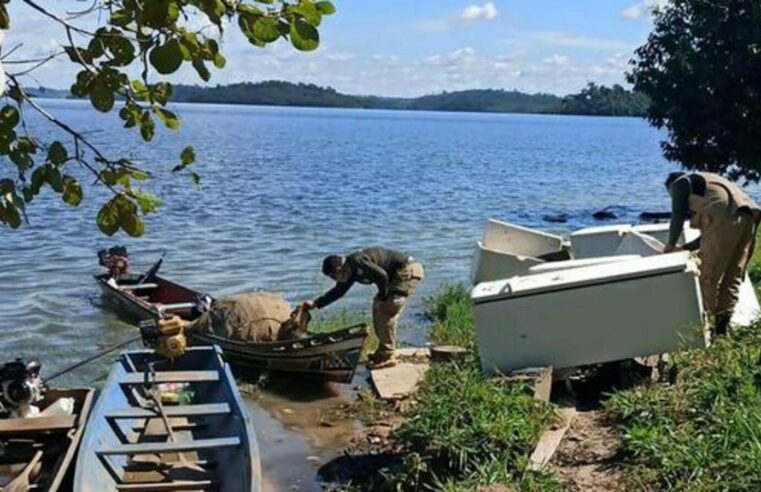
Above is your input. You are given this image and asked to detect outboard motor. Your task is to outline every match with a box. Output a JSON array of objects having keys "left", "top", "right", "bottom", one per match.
[
  {"left": 0, "top": 359, "right": 43, "bottom": 417},
  {"left": 98, "top": 245, "right": 130, "bottom": 280}
]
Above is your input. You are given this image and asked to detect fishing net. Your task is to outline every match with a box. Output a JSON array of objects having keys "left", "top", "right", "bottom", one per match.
[{"left": 186, "top": 292, "right": 308, "bottom": 342}]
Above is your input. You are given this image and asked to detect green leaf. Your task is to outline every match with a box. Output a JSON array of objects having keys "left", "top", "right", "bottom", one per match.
[
  {"left": 237, "top": 4, "right": 263, "bottom": 16},
  {"left": 1, "top": 203, "right": 22, "bottom": 228},
  {"left": 213, "top": 52, "right": 226, "bottom": 69},
  {"left": 61, "top": 176, "right": 83, "bottom": 206},
  {"left": 140, "top": 112, "right": 156, "bottom": 142},
  {"left": 121, "top": 213, "right": 145, "bottom": 237},
  {"left": 106, "top": 35, "right": 136, "bottom": 66},
  {"left": 253, "top": 17, "right": 281, "bottom": 43},
  {"left": 97, "top": 199, "right": 120, "bottom": 236},
  {"left": 9, "top": 149, "right": 33, "bottom": 171},
  {"left": 292, "top": 2, "right": 322, "bottom": 26},
  {"left": 181, "top": 146, "right": 196, "bottom": 166},
  {"left": 0, "top": 5, "right": 10, "bottom": 30},
  {"left": 0, "top": 105, "right": 20, "bottom": 131},
  {"left": 64, "top": 46, "right": 95, "bottom": 65},
  {"left": 153, "top": 106, "right": 181, "bottom": 130},
  {"left": 129, "top": 170, "right": 151, "bottom": 181},
  {"left": 46, "top": 166, "right": 64, "bottom": 192},
  {"left": 110, "top": 8, "right": 133, "bottom": 27},
  {"left": 152, "top": 82, "right": 173, "bottom": 105},
  {"left": 149, "top": 39, "right": 184, "bottom": 75},
  {"left": 133, "top": 191, "right": 162, "bottom": 214},
  {"left": 315, "top": 1, "right": 336, "bottom": 15},
  {"left": 30, "top": 167, "right": 46, "bottom": 194},
  {"left": 90, "top": 78, "right": 115, "bottom": 112},
  {"left": 192, "top": 60, "right": 211, "bottom": 82},
  {"left": 190, "top": 172, "right": 201, "bottom": 188},
  {"left": 290, "top": 18, "right": 319, "bottom": 51},
  {"left": 48, "top": 141, "right": 68, "bottom": 165}
]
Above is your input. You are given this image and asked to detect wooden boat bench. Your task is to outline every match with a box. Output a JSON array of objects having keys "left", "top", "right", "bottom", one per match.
[
  {"left": 0, "top": 415, "right": 77, "bottom": 434},
  {"left": 97, "top": 436, "right": 240, "bottom": 455},
  {"left": 116, "top": 371, "right": 220, "bottom": 385},
  {"left": 155, "top": 302, "right": 196, "bottom": 313},
  {"left": 115, "top": 479, "right": 216, "bottom": 491},
  {"left": 120, "top": 283, "right": 159, "bottom": 291}
]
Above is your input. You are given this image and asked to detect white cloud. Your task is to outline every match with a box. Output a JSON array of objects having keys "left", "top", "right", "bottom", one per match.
[
  {"left": 531, "top": 31, "right": 631, "bottom": 51},
  {"left": 544, "top": 54, "right": 569, "bottom": 67},
  {"left": 459, "top": 2, "right": 499, "bottom": 23},
  {"left": 622, "top": 0, "right": 668, "bottom": 20}
]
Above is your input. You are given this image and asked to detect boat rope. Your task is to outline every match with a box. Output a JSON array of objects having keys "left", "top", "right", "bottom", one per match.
[{"left": 44, "top": 335, "right": 142, "bottom": 383}]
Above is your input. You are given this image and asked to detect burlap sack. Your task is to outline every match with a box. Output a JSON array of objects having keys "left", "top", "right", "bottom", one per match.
[{"left": 186, "top": 292, "right": 293, "bottom": 342}]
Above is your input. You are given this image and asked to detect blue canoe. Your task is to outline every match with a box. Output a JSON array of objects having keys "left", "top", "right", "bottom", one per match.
[{"left": 74, "top": 346, "right": 260, "bottom": 492}]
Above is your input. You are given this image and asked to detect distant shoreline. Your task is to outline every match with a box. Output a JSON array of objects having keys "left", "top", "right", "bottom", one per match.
[{"left": 29, "top": 81, "right": 650, "bottom": 118}]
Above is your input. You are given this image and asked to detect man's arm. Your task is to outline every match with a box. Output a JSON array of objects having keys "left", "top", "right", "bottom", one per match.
[
  {"left": 667, "top": 177, "right": 691, "bottom": 246},
  {"left": 314, "top": 281, "right": 354, "bottom": 309}
]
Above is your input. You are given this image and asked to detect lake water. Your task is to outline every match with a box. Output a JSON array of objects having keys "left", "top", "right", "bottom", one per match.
[{"left": 1, "top": 100, "right": 750, "bottom": 489}]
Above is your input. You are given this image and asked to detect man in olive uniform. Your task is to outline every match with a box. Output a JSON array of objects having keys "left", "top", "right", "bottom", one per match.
[
  {"left": 664, "top": 172, "right": 761, "bottom": 335},
  {"left": 303, "top": 247, "right": 424, "bottom": 368}
]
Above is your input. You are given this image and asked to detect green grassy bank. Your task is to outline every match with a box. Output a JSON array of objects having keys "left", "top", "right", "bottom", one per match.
[{"left": 365, "top": 285, "right": 558, "bottom": 491}]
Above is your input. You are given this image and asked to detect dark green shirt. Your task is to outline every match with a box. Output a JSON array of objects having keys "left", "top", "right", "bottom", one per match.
[{"left": 315, "top": 247, "right": 410, "bottom": 309}]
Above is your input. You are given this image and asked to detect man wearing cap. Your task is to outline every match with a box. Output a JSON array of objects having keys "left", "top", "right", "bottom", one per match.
[
  {"left": 664, "top": 171, "right": 761, "bottom": 336},
  {"left": 303, "top": 247, "right": 424, "bottom": 368}
]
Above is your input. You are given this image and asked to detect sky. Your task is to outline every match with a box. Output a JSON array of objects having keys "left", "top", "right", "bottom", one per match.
[{"left": 2, "top": 0, "right": 665, "bottom": 97}]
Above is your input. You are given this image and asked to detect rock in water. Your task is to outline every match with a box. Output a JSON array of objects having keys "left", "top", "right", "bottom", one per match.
[
  {"left": 543, "top": 214, "right": 568, "bottom": 223},
  {"left": 186, "top": 292, "right": 293, "bottom": 342},
  {"left": 592, "top": 208, "right": 617, "bottom": 220}
]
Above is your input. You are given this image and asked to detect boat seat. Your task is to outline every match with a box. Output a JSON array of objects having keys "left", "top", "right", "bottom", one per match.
[
  {"left": 106, "top": 403, "right": 230, "bottom": 420},
  {"left": 120, "top": 283, "right": 159, "bottom": 290},
  {"left": 0, "top": 415, "right": 76, "bottom": 434},
  {"left": 156, "top": 302, "right": 195, "bottom": 312},
  {"left": 116, "top": 480, "right": 215, "bottom": 491},
  {"left": 97, "top": 436, "right": 240, "bottom": 455},
  {"left": 117, "top": 370, "right": 220, "bottom": 384}
]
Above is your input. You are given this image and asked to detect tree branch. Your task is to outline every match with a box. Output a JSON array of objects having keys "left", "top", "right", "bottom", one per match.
[{"left": 21, "top": 0, "right": 95, "bottom": 36}]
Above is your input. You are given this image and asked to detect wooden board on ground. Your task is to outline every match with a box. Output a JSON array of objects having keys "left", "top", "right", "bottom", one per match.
[
  {"left": 527, "top": 407, "right": 577, "bottom": 472},
  {"left": 506, "top": 366, "right": 553, "bottom": 402},
  {"left": 370, "top": 354, "right": 429, "bottom": 400}
]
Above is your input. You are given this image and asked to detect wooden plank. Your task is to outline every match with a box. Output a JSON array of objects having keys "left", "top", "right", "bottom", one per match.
[
  {"left": 527, "top": 407, "right": 577, "bottom": 471},
  {"left": 97, "top": 436, "right": 240, "bottom": 455},
  {"left": 0, "top": 415, "right": 76, "bottom": 434},
  {"left": 121, "top": 284, "right": 159, "bottom": 290},
  {"left": 106, "top": 403, "right": 230, "bottom": 420},
  {"left": 506, "top": 366, "right": 553, "bottom": 402},
  {"left": 116, "top": 480, "right": 214, "bottom": 491},
  {"left": 118, "top": 371, "right": 219, "bottom": 385},
  {"left": 370, "top": 362, "right": 429, "bottom": 400}
]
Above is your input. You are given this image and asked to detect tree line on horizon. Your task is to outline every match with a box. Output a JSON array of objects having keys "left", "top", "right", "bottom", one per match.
[{"left": 29, "top": 81, "right": 650, "bottom": 117}]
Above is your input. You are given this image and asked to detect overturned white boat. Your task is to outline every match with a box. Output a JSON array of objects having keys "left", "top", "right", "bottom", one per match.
[{"left": 470, "top": 219, "right": 761, "bottom": 374}]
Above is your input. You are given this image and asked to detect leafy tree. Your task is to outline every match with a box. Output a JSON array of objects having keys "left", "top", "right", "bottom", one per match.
[
  {"left": 628, "top": 0, "right": 761, "bottom": 181},
  {"left": 558, "top": 82, "right": 650, "bottom": 117},
  {"left": 0, "top": 0, "right": 335, "bottom": 235}
]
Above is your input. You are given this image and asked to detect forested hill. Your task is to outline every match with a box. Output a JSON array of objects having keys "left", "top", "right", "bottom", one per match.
[{"left": 31, "top": 80, "right": 649, "bottom": 117}]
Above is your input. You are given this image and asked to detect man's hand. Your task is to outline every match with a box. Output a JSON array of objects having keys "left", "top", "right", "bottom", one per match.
[
  {"left": 302, "top": 300, "right": 316, "bottom": 310},
  {"left": 663, "top": 244, "right": 683, "bottom": 254}
]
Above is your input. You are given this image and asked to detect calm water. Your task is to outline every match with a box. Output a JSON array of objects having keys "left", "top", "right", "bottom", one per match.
[
  {"left": 0, "top": 101, "right": 707, "bottom": 378},
  {"left": 0, "top": 100, "right": 743, "bottom": 488}
]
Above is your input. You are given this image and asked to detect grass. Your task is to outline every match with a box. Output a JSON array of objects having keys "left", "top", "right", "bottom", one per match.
[
  {"left": 381, "top": 284, "right": 558, "bottom": 491},
  {"left": 606, "top": 322, "right": 761, "bottom": 491}
]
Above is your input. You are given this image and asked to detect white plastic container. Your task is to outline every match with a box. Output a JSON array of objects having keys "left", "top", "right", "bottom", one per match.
[
  {"left": 570, "top": 222, "right": 699, "bottom": 259},
  {"left": 471, "top": 219, "right": 564, "bottom": 284},
  {"left": 472, "top": 254, "right": 707, "bottom": 373}
]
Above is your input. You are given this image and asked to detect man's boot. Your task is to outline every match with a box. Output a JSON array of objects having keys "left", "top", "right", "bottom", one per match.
[{"left": 713, "top": 313, "right": 731, "bottom": 338}]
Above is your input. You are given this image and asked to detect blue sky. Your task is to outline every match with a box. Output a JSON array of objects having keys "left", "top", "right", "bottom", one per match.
[{"left": 3, "top": 1, "right": 663, "bottom": 97}]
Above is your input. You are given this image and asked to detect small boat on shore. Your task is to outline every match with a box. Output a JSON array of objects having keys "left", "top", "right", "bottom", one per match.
[
  {"left": 94, "top": 249, "right": 367, "bottom": 383},
  {"left": 0, "top": 359, "right": 95, "bottom": 491},
  {"left": 74, "top": 346, "right": 260, "bottom": 492}
]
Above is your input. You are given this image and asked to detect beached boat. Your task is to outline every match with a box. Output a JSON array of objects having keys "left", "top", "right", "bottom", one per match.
[
  {"left": 95, "top": 268, "right": 368, "bottom": 383},
  {"left": 74, "top": 346, "right": 260, "bottom": 492},
  {"left": 0, "top": 387, "right": 95, "bottom": 491}
]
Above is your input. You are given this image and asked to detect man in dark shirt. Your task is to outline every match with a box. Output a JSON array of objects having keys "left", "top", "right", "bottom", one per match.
[{"left": 304, "top": 247, "right": 424, "bottom": 368}]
